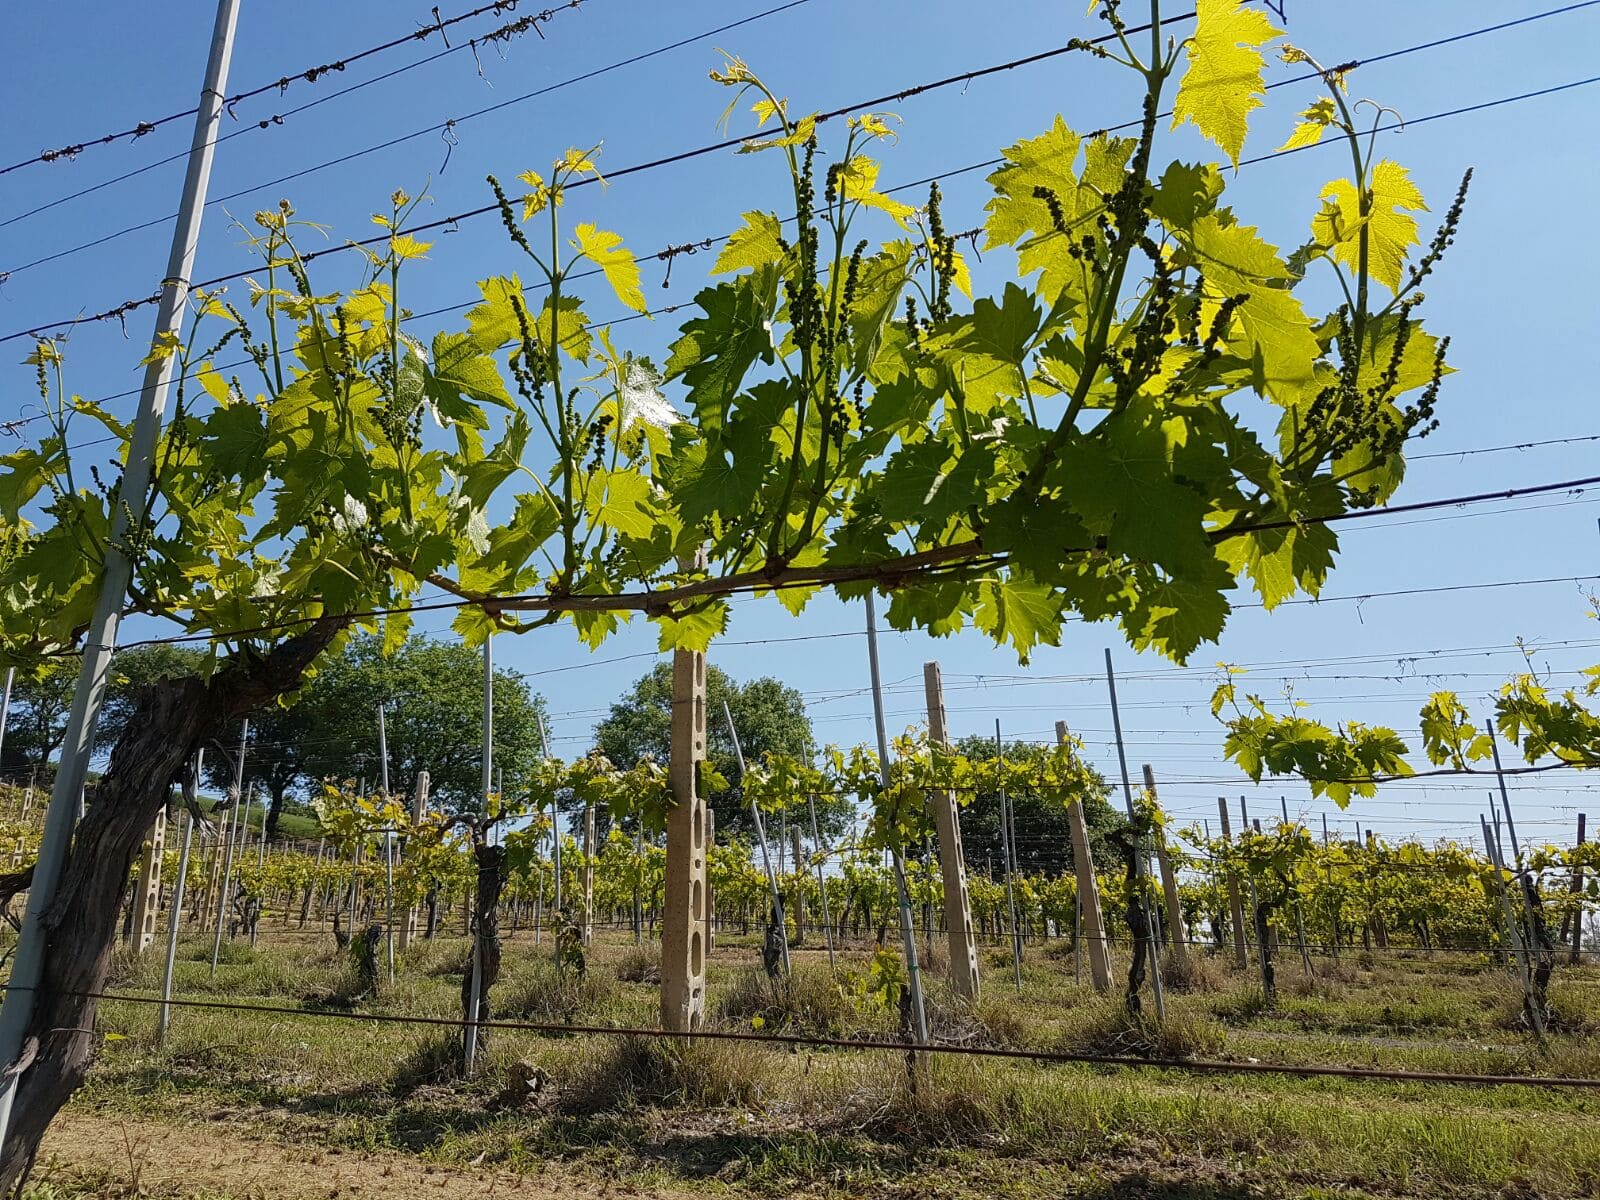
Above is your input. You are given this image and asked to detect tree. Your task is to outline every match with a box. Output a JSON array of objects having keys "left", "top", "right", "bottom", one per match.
[
  {"left": 207, "top": 634, "right": 549, "bottom": 834},
  {"left": 293, "top": 634, "right": 548, "bottom": 814},
  {"left": 594, "top": 664, "right": 845, "bottom": 837},
  {"left": 952, "top": 735, "right": 1123, "bottom": 877},
  {"left": 0, "top": 659, "right": 77, "bottom": 783},
  {"left": 200, "top": 699, "right": 312, "bottom": 837},
  {"left": 0, "top": 646, "right": 208, "bottom": 788}
]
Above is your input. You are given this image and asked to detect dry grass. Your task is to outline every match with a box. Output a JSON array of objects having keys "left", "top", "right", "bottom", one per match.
[
  {"left": 1055, "top": 996, "right": 1225, "bottom": 1060},
  {"left": 505, "top": 958, "right": 620, "bottom": 1023},
  {"left": 562, "top": 1034, "right": 772, "bottom": 1113},
  {"left": 613, "top": 944, "right": 661, "bottom": 984},
  {"left": 1158, "top": 948, "right": 1227, "bottom": 993},
  {"left": 967, "top": 994, "right": 1032, "bottom": 1047},
  {"left": 1212, "top": 984, "right": 1274, "bottom": 1023},
  {"left": 388, "top": 1029, "right": 462, "bottom": 1094},
  {"left": 714, "top": 966, "right": 854, "bottom": 1035}
]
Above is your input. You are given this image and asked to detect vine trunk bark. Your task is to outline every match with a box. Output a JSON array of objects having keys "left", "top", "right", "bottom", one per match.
[{"left": 459, "top": 841, "right": 506, "bottom": 1067}]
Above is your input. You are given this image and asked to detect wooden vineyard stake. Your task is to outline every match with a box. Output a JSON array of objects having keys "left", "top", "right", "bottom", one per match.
[
  {"left": 582, "top": 800, "right": 596, "bottom": 946},
  {"left": 1217, "top": 797, "right": 1249, "bottom": 969},
  {"left": 1058, "top": 721, "right": 1111, "bottom": 992},
  {"left": 1143, "top": 766, "right": 1188, "bottom": 968},
  {"left": 923, "top": 662, "right": 981, "bottom": 1000}
]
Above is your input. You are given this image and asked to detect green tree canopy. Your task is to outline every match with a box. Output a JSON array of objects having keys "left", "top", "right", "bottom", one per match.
[
  {"left": 593, "top": 663, "right": 848, "bottom": 837},
  {"left": 0, "top": 659, "right": 77, "bottom": 784},
  {"left": 206, "top": 634, "right": 548, "bottom": 828}
]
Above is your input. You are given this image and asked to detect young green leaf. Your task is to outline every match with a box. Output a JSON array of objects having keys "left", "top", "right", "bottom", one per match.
[
  {"left": 1172, "top": 0, "right": 1282, "bottom": 167},
  {"left": 572, "top": 223, "right": 647, "bottom": 314}
]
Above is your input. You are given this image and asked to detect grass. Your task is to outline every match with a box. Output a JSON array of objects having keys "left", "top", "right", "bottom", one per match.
[{"left": 59, "top": 927, "right": 1600, "bottom": 1199}]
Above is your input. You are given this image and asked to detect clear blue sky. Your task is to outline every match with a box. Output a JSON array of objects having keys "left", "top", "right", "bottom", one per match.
[{"left": 2, "top": 0, "right": 1598, "bottom": 848}]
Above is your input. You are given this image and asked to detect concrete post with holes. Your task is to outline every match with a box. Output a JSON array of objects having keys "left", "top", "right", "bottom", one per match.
[
  {"left": 1143, "top": 766, "right": 1188, "bottom": 965},
  {"left": 1057, "top": 721, "right": 1111, "bottom": 992},
  {"left": 397, "top": 771, "right": 429, "bottom": 953},
  {"left": 129, "top": 806, "right": 168, "bottom": 952},
  {"left": 1217, "top": 797, "right": 1249, "bottom": 968},
  {"left": 923, "top": 662, "right": 981, "bottom": 1001},
  {"left": 582, "top": 801, "right": 596, "bottom": 946},
  {"left": 1569, "top": 813, "right": 1587, "bottom": 966},
  {"left": 660, "top": 619, "right": 710, "bottom": 1031}
]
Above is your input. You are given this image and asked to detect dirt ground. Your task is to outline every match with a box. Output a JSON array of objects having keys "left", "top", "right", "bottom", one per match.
[{"left": 35, "top": 1111, "right": 692, "bottom": 1199}]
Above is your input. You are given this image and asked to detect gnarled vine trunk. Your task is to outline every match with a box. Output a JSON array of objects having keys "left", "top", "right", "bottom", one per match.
[
  {"left": 0, "top": 622, "right": 342, "bottom": 1192},
  {"left": 459, "top": 842, "right": 505, "bottom": 1068}
]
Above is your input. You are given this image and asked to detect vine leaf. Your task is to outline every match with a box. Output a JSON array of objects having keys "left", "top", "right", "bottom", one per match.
[
  {"left": 1182, "top": 214, "right": 1318, "bottom": 401},
  {"left": 656, "top": 599, "right": 729, "bottom": 652},
  {"left": 573, "top": 224, "right": 647, "bottom": 315},
  {"left": 588, "top": 469, "right": 655, "bottom": 538},
  {"left": 839, "top": 157, "right": 915, "bottom": 228},
  {"left": 1055, "top": 414, "right": 1215, "bottom": 577},
  {"left": 1276, "top": 97, "right": 1337, "bottom": 154},
  {"left": 1312, "top": 160, "right": 1427, "bottom": 293},
  {"left": 664, "top": 275, "right": 779, "bottom": 430},
  {"left": 1218, "top": 517, "right": 1335, "bottom": 610},
  {"left": 198, "top": 403, "right": 269, "bottom": 479},
  {"left": 973, "top": 576, "right": 1061, "bottom": 663},
  {"left": 429, "top": 331, "right": 514, "bottom": 414},
  {"left": 713, "top": 211, "right": 785, "bottom": 276},
  {"left": 1172, "top": 0, "right": 1282, "bottom": 168}
]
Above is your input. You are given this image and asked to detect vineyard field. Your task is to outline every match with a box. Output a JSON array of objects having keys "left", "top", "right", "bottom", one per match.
[
  {"left": 29, "top": 926, "right": 1600, "bottom": 1200},
  {"left": 5, "top": 0, "right": 1600, "bottom": 1193}
]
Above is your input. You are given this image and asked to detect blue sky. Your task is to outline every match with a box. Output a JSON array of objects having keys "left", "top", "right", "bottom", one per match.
[{"left": 2, "top": 0, "right": 1599, "bottom": 850}]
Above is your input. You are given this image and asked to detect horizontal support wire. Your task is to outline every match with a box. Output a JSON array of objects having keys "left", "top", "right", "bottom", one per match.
[{"left": 21, "top": 984, "right": 1600, "bottom": 1090}]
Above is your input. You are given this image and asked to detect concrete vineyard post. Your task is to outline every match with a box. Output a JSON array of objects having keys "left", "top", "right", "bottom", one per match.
[
  {"left": 158, "top": 813, "right": 194, "bottom": 1042},
  {"left": 1567, "top": 813, "right": 1587, "bottom": 965},
  {"left": 129, "top": 807, "right": 168, "bottom": 953},
  {"left": 660, "top": 619, "right": 709, "bottom": 1032},
  {"left": 1056, "top": 721, "right": 1110, "bottom": 992},
  {"left": 922, "top": 662, "right": 981, "bottom": 1000},
  {"left": 582, "top": 802, "right": 596, "bottom": 946},
  {"left": 1217, "top": 797, "right": 1249, "bottom": 968},
  {"left": 1142, "top": 766, "right": 1187, "bottom": 967}
]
